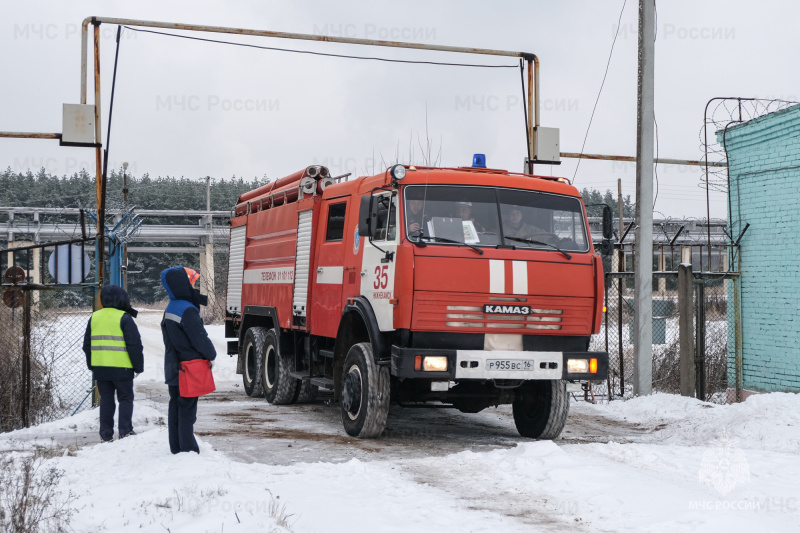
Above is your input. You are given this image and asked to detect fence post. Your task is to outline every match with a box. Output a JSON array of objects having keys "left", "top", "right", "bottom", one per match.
[
  {"left": 617, "top": 249, "right": 625, "bottom": 397},
  {"left": 678, "top": 264, "right": 695, "bottom": 396},
  {"left": 21, "top": 289, "right": 32, "bottom": 428},
  {"left": 695, "top": 279, "right": 706, "bottom": 401},
  {"left": 733, "top": 274, "right": 743, "bottom": 402}
]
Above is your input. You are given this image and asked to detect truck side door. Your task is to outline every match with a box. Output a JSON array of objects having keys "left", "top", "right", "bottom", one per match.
[{"left": 360, "top": 191, "right": 398, "bottom": 331}]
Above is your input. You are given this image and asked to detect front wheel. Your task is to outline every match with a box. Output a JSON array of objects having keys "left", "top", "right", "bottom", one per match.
[
  {"left": 512, "top": 380, "right": 569, "bottom": 440},
  {"left": 262, "top": 329, "right": 298, "bottom": 405},
  {"left": 340, "top": 342, "right": 390, "bottom": 438}
]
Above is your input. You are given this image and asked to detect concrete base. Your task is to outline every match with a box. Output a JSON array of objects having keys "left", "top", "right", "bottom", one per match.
[{"left": 726, "top": 388, "right": 771, "bottom": 402}]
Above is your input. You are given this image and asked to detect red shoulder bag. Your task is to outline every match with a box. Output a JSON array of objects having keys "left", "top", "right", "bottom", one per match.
[{"left": 178, "top": 359, "right": 216, "bottom": 397}]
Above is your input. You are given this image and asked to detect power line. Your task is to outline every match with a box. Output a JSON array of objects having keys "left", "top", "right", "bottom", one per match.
[
  {"left": 122, "top": 26, "right": 518, "bottom": 69},
  {"left": 573, "top": 0, "right": 628, "bottom": 183}
]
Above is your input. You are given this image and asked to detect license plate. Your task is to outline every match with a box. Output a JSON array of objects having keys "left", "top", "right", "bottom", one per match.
[{"left": 486, "top": 359, "right": 536, "bottom": 371}]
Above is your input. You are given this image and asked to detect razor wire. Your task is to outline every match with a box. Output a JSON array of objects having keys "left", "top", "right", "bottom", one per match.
[{"left": 700, "top": 97, "right": 799, "bottom": 194}]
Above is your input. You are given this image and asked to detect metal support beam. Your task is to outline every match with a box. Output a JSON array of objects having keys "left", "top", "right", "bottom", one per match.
[
  {"left": 0, "top": 132, "right": 61, "bottom": 140},
  {"left": 560, "top": 152, "right": 727, "bottom": 167},
  {"left": 79, "top": 16, "right": 539, "bottom": 113},
  {"left": 93, "top": 22, "right": 104, "bottom": 307},
  {"left": 127, "top": 246, "right": 205, "bottom": 253},
  {"left": 633, "top": 0, "right": 655, "bottom": 396}
]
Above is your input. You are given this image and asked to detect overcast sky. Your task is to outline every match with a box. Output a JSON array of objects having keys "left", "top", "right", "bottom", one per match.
[{"left": 1, "top": 0, "right": 797, "bottom": 218}]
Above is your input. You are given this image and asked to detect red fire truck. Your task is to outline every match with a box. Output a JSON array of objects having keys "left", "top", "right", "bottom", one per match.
[{"left": 225, "top": 161, "right": 612, "bottom": 439}]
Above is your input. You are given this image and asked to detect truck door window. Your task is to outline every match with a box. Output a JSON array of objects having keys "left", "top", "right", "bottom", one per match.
[
  {"left": 373, "top": 193, "right": 397, "bottom": 241},
  {"left": 325, "top": 202, "right": 347, "bottom": 242}
]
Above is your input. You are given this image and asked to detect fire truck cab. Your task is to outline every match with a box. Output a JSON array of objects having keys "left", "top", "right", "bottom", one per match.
[{"left": 226, "top": 162, "right": 611, "bottom": 439}]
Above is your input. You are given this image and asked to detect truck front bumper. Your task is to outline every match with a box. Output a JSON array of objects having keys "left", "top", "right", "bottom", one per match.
[{"left": 390, "top": 345, "right": 609, "bottom": 381}]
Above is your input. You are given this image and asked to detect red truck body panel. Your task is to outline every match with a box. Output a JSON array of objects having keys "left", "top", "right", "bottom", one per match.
[{"left": 232, "top": 166, "right": 603, "bottom": 339}]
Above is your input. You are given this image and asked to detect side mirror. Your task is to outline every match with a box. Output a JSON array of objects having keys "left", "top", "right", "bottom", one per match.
[
  {"left": 358, "top": 195, "right": 379, "bottom": 238},
  {"left": 602, "top": 205, "right": 613, "bottom": 240}
]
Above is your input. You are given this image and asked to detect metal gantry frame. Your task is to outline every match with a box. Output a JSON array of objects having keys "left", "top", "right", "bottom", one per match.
[{"left": 78, "top": 16, "right": 543, "bottom": 293}]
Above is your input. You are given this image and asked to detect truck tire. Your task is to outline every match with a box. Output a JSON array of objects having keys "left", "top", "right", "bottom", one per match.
[
  {"left": 242, "top": 327, "right": 266, "bottom": 397},
  {"left": 294, "top": 380, "right": 318, "bottom": 403},
  {"left": 512, "top": 380, "right": 570, "bottom": 440},
  {"left": 262, "top": 328, "right": 298, "bottom": 405},
  {"left": 340, "top": 342, "right": 390, "bottom": 438}
]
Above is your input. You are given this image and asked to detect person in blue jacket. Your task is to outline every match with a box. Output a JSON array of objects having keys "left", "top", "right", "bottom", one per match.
[
  {"left": 83, "top": 284, "right": 144, "bottom": 442},
  {"left": 161, "top": 266, "right": 216, "bottom": 454}
]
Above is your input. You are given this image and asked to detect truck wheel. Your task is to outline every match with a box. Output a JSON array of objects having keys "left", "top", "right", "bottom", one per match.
[
  {"left": 242, "top": 327, "right": 266, "bottom": 397},
  {"left": 512, "top": 380, "right": 570, "bottom": 440},
  {"left": 340, "top": 342, "right": 390, "bottom": 438},
  {"left": 294, "top": 380, "right": 318, "bottom": 403},
  {"left": 262, "top": 329, "right": 298, "bottom": 405}
]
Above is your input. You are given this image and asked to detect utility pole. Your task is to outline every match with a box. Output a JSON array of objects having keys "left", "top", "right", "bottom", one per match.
[
  {"left": 200, "top": 177, "right": 216, "bottom": 311},
  {"left": 122, "top": 162, "right": 129, "bottom": 290},
  {"left": 633, "top": 0, "right": 655, "bottom": 396}
]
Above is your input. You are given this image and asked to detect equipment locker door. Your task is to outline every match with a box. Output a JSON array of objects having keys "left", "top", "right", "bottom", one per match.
[
  {"left": 311, "top": 198, "right": 349, "bottom": 338},
  {"left": 292, "top": 209, "right": 314, "bottom": 327},
  {"left": 360, "top": 191, "right": 398, "bottom": 331}
]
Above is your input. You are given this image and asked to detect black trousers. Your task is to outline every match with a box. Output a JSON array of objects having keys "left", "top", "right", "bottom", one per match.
[
  {"left": 168, "top": 385, "right": 199, "bottom": 454},
  {"left": 97, "top": 379, "right": 134, "bottom": 441}
]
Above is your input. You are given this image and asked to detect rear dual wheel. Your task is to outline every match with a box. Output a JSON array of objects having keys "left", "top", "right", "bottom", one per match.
[
  {"left": 242, "top": 327, "right": 267, "bottom": 397},
  {"left": 262, "top": 329, "right": 297, "bottom": 405},
  {"left": 340, "top": 342, "right": 390, "bottom": 438}
]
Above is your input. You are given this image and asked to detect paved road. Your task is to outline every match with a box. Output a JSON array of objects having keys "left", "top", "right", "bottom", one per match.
[{"left": 134, "top": 380, "right": 656, "bottom": 466}]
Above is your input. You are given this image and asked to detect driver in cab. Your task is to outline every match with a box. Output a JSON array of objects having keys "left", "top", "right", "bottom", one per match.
[
  {"left": 405, "top": 198, "right": 426, "bottom": 241},
  {"left": 503, "top": 204, "right": 543, "bottom": 239}
]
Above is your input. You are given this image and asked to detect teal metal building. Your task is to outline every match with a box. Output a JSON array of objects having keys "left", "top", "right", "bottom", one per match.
[{"left": 722, "top": 104, "right": 800, "bottom": 395}]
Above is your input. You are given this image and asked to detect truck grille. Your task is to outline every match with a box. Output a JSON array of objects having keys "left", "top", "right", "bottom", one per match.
[
  {"left": 413, "top": 292, "right": 592, "bottom": 334},
  {"left": 445, "top": 306, "right": 562, "bottom": 330}
]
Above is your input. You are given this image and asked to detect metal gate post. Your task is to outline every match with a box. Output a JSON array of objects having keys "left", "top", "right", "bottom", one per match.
[
  {"left": 22, "top": 289, "right": 32, "bottom": 428},
  {"left": 604, "top": 274, "right": 610, "bottom": 400},
  {"left": 694, "top": 278, "right": 706, "bottom": 401},
  {"left": 733, "top": 273, "right": 743, "bottom": 402},
  {"left": 678, "top": 264, "right": 695, "bottom": 396}
]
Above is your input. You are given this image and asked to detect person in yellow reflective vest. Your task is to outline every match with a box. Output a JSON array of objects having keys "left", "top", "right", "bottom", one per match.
[{"left": 82, "top": 285, "right": 144, "bottom": 442}]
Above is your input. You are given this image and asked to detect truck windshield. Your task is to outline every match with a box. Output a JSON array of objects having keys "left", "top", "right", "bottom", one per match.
[{"left": 403, "top": 185, "right": 589, "bottom": 252}]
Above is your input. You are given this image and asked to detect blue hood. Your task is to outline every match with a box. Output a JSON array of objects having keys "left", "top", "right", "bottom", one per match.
[
  {"left": 100, "top": 284, "right": 138, "bottom": 317},
  {"left": 161, "top": 266, "right": 208, "bottom": 307}
]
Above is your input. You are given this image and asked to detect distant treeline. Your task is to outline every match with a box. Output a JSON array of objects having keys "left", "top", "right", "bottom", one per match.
[
  {"left": 0, "top": 168, "right": 269, "bottom": 303},
  {"left": 0, "top": 167, "right": 269, "bottom": 213},
  {"left": 579, "top": 188, "right": 634, "bottom": 219}
]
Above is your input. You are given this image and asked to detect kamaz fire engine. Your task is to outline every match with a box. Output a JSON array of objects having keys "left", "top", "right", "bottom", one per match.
[{"left": 225, "top": 160, "right": 611, "bottom": 439}]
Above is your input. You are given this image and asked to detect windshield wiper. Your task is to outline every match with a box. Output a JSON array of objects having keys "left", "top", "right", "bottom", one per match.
[
  {"left": 414, "top": 232, "right": 484, "bottom": 255},
  {"left": 503, "top": 236, "right": 572, "bottom": 260}
]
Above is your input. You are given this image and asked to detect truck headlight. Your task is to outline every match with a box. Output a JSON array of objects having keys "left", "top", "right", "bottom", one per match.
[
  {"left": 423, "top": 356, "right": 448, "bottom": 372},
  {"left": 567, "top": 359, "right": 589, "bottom": 373}
]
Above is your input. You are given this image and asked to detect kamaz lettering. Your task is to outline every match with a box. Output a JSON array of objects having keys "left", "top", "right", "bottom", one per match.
[{"left": 484, "top": 305, "right": 531, "bottom": 315}]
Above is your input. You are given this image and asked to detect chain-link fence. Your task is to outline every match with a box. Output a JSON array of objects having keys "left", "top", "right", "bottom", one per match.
[
  {"left": 0, "top": 287, "right": 94, "bottom": 432},
  {"left": 588, "top": 246, "right": 739, "bottom": 404}
]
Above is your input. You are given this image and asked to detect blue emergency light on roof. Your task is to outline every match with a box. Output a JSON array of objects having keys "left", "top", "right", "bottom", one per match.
[{"left": 472, "top": 154, "right": 486, "bottom": 168}]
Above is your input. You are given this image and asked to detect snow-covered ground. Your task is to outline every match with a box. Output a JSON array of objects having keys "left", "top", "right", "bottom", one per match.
[{"left": 1, "top": 311, "right": 798, "bottom": 532}]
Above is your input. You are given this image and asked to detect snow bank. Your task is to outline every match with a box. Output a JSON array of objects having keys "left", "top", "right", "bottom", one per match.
[{"left": 580, "top": 392, "right": 800, "bottom": 452}]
